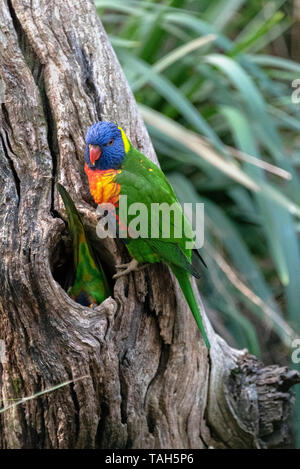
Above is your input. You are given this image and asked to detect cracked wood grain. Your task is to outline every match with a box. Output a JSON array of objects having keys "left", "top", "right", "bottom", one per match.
[{"left": 0, "top": 0, "right": 299, "bottom": 449}]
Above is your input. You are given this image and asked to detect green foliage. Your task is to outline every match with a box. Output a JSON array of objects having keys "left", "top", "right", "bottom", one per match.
[{"left": 95, "top": 0, "right": 300, "bottom": 444}]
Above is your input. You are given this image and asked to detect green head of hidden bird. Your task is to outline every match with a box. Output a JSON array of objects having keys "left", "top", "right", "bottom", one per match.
[{"left": 84, "top": 121, "right": 210, "bottom": 349}]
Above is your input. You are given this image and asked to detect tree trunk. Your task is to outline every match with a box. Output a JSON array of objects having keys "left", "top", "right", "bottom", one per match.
[{"left": 0, "top": 0, "right": 299, "bottom": 449}]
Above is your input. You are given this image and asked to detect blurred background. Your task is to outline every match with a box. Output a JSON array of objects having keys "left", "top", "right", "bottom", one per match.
[{"left": 95, "top": 0, "right": 300, "bottom": 446}]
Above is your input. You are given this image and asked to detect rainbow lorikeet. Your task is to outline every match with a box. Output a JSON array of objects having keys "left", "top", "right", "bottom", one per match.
[
  {"left": 84, "top": 122, "right": 210, "bottom": 349},
  {"left": 57, "top": 183, "right": 110, "bottom": 307}
]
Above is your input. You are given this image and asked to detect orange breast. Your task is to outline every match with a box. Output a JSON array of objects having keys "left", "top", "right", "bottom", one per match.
[{"left": 85, "top": 164, "right": 121, "bottom": 206}]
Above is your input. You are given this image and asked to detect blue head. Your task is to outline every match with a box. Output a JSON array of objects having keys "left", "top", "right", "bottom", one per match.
[{"left": 85, "top": 121, "right": 128, "bottom": 170}]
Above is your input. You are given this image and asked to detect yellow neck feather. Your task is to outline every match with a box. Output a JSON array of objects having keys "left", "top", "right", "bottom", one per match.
[{"left": 118, "top": 126, "right": 130, "bottom": 153}]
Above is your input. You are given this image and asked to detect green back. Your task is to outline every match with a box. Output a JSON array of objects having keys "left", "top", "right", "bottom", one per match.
[
  {"left": 57, "top": 183, "right": 110, "bottom": 306},
  {"left": 115, "top": 143, "right": 208, "bottom": 347},
  {"left": 116, "top": 147, "right": 196, "bottom": 272}
]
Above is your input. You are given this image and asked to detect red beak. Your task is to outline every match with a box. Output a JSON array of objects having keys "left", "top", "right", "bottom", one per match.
[{"left": 89, "top": 145, "right": 101, "bottom": 166}]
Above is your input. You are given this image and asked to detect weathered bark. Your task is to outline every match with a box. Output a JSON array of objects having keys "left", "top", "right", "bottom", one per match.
[{"left": 0, "top": 0, "right": 299, "bottom": 449}]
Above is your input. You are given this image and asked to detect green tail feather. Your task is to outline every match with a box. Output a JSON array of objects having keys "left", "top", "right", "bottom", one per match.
[
  {"left": 57, "top": 183, "right": 110, "bottom": 306},
  {"left": 172, "top": 266, "right": 210, "bottom": 349}
]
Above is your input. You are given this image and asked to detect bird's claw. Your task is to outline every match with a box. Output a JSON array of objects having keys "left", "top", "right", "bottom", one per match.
[{"left": 113, "top": 259, "right": 146, "bottom": 279}]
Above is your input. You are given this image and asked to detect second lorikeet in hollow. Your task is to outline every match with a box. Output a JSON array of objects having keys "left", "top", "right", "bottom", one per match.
[
  {"left": 84, "top": 122, "right": 210, "bottom": 349},
  {"left": 57, "top": 183, "right": 110, "bottom": 307}
]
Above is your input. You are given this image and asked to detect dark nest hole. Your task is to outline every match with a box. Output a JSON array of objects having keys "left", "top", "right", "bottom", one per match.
[{"left": 50, "top": 232, "right": 115, "bottom": 302}]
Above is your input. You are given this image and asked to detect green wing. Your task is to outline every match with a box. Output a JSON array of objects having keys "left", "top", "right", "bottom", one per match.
[
  {"left": 116, "top": 148, "right": 198, "bottom": 269},
  {"left": 116, "top": 149, "right": 209, "bottom": 347},
  {"left": 116, "top": 147, "right": 210, "bottom": 348},
  {"left": 57, "top": 183, "right": 110, "bottom": 306}
]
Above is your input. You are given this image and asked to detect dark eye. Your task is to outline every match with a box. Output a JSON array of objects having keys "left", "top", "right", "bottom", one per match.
[{"left": 105, "top": 138, "right": 114, "bottom": 146}]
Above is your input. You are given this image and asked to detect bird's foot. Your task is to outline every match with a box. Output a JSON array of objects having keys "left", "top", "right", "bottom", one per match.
[{"left": 113, "top": 259, "right": 146, "bottom": 279}]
